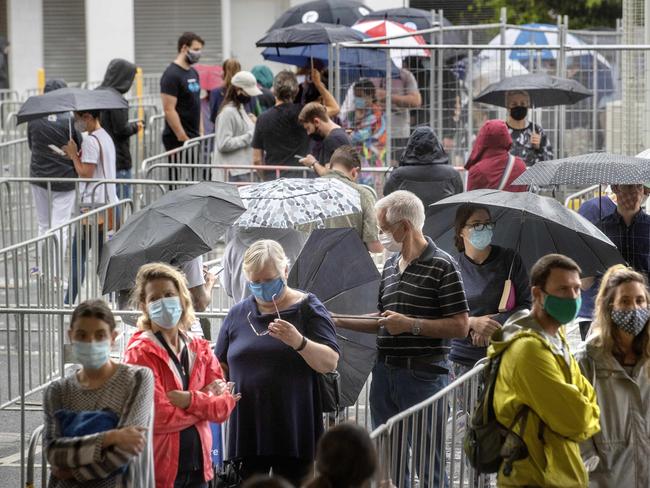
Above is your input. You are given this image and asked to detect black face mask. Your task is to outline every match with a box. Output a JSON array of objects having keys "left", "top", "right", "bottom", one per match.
[
  {"left": 236, "top": 93, "right": 251, "bottom": 105},
  {"left": 310, "top": 131, "right": 324, "bottom": 142},
  {"left": 510, "top": 106, "right": 528, "bottom": 121}
]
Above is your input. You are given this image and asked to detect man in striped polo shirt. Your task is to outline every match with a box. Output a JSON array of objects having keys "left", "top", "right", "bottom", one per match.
[{"left": 336, "top": 190, "right": 469, "bottom": 486}]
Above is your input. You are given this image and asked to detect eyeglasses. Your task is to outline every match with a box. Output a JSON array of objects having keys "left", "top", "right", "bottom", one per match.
[
  {"left": 247, "top": 294, "right": 281, "bottom": 337},
  {"left": 465, "top": 222, "right": 496, "bottom": 231}
]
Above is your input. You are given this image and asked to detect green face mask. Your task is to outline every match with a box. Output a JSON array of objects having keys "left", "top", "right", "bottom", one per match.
[{"left": 542, "top": 293, "right": 582, "bottom": 325}]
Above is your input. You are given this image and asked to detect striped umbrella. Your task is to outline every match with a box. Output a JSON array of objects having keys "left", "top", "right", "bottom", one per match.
[{"left": 352, "top": 19, "right": 429, "bottom": 67}]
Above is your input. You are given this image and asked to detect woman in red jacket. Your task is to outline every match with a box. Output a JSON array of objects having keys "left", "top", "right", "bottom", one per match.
[
  {"left": 124, "top": 262, "right": 239, "bottom": 488},
  {"left": 465, "top": 119, "right": 527, "bottom": 192}
]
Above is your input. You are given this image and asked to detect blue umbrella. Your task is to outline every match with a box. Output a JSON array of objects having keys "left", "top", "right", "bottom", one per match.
[{"left": 261, "top": 43, "right": 400, "bottom": 78}]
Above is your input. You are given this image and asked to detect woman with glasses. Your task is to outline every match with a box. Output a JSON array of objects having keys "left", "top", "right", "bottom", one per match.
[
  {"left": 576, "top": 265, "right": 650, "bottom": 487},
  {"left": 215, "top": 239, "right": 339, "bottom": 486},
  {"left": 449, "top": 204, "right": 531, "bottom": 379},
  {"left": 123, "top": 263, "right": 239, "bottom": 488}
]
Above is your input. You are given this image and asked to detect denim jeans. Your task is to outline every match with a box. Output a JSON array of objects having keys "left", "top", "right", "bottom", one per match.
[
  {"left": 116, "top": 168, "right": 132, "bottom": 199},
  {"left": 64, "top": 225, "right": 104, "bottom": 305},
  {"left": 370, "top": 359, "right": 450, "bottom": 488}
]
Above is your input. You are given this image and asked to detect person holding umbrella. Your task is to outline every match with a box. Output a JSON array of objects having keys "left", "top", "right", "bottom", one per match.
[
  {"left": 448, "top": 204, "right": 531, "bottom": 377},
  {"left": 505, "top": 90, "right": 553, "bottom": 166}
]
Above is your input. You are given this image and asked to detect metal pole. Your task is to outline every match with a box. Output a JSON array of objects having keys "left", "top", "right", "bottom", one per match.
[
  {"left": 467, "top": 30, "right": 474, "bottom": 162},
  {"left": 335, "top": 43, "right": 341, "bottom": 104},
  {"left": 437, "top": 9, "right": 444, "bottom": 136},
  {"left": 559, "top": 15, "right": 568, "bottom": 158},
  {"left": 429, "top": 9, "right": 436, "bottom": 128},
  {"left": 386, "top": 49, "right": 392, "bottom": 166},
  {"left": 499, "top": 7, "right": 507, "bottom": 121},
  {"left": 592, "top": 33, "right": 598, "bottom": 151},
  {"left": 19, "top": 312, "right": 25, "bottom": 488}
]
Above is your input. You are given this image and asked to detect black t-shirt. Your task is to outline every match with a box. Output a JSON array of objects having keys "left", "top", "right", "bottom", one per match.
[
  {"left": 160, "top": 63, "right": 201, "bottom": 141},
  {"left": 316, "top": 127, "right": 350, "bottom": 164},
  {"left": 252, "top": 103, "right": 309, "bottom": 165}
]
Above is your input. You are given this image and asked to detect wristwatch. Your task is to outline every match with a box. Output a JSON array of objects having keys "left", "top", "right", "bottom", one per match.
[{"left": 411, "top": 319, "right": 422, "bottom": 336}]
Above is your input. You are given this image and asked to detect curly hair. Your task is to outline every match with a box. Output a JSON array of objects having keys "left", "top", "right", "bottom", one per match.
[
  {"left": 592, "top": 264, "right": 650, "bottom": 375},
  {"left": 130, "top": 262, "right": 196, "bottom": 331}
]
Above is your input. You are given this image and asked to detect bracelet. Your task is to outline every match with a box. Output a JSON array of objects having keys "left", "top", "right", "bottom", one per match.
[{"left": 295, "top": 335, "right": 308, "bottom": 352}]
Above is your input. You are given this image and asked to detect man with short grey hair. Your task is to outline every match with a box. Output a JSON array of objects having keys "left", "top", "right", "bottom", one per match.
[{"left": 336, "top": 190, "right": 469, "bottom": 486}]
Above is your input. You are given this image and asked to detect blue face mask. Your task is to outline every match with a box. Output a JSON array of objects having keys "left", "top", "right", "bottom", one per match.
[
  {"left": 73, "top": 340, "right": 111, "bottom": 370},
  {"left": 354, "top": 97, "right": 366, "bottom": 109},
  {"left": 468, "top": 228, "right": 493, "bottom": 251},
  {"left": 248, "top": 277, "right": 285, "bottom": 303},
  {"left": 148, "top": 297, "right": 183, "bottom": 329}
]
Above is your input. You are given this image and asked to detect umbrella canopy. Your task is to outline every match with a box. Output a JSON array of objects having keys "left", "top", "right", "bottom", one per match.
[
  {"left": 363, "top": 7, "right": 465, "bottom": 46},
  {"left": 474, "top": 73, "right": 592, "bottom": 108},
  {"left": 424, "top": 189, "right": 624, "bottom": 277},
  {"left": 512, "top": 152, "right": 650, "bottom": 186},
  {"left": 193, "top": 64, "right": 223, "bottom": 91},
  {"left": 99, "top": 182, "right": 245, "bottom": 294},
  {"left": 17, "top": 87, "right": 127, "bottom": 124},
  {"left": 352, "top": 19, "right": 430, "bottom": 68},
  {"left": 256, "top": 22, "right": 366, "bottom": 48},
  {"left": 288, "top": 228, "right": 379, "bottom": 407},
  {"left": 236, "top": 178, "right": 361, "bottom": 230},
  {"left": 268, "top": 0, "right": 371, "bottom": 30},
  {"left": 261, "top": 42, "right": 400, "bottom": 78}
]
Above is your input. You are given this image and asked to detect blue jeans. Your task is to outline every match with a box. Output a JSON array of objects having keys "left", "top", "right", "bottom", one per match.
[
  {"left": 64, "top": 225, "right": 104, "bottom": 305},
  {"left": 116, "top": 168, "right": 132, "bottom": 199},
  {"left": 370, "top": 359, "right": 450, "bottom": 488}
]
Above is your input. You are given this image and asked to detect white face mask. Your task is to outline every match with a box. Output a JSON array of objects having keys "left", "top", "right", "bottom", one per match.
[{"left": 379, "top": 231, "right": 402, "bottom": 253}]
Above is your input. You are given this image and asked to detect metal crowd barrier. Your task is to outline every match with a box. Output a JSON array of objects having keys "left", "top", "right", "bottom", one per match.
[
  {"left": 371, "top": 363, "right": 490, "bottom": 488},
  {"left": 0, "top": 137, "right": 29, "bottom": 177},
  {"left": 2, "top": 112, "right": 27, "bottom": 142},
  {"left": 143, "top": 113, "right": 166, "bottom": 163}
]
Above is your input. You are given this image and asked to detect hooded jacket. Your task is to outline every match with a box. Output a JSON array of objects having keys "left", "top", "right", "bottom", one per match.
[
  {"left": 383, "top": 127, "right": 463, "bottom": 207},
  {"left": 98, "top": 58, "right": 138, "bottom": 171},
  {"left": 465, "top": 120, "right": 527, "bottom": 192},
  {"left": 28, "top": 79, "right": 82, "bottom": 191},
  {"left": 576, "top": 336, "right": 650, "bottom": 488},
  {"left": 123, "top": 330, "right": 237, "bottom": 488},
  {"left": 489, "top": 311, "right": 600, "bottom": 487}
]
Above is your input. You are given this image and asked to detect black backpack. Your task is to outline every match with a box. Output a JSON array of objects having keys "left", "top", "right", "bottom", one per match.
[{"left": 463, "top": 338, "right": 539, "bottom": 476}]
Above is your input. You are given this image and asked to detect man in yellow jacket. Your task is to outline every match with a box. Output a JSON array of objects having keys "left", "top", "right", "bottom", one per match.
[{"left": 490, "top": 254, "right": 601, "bottom": 487}]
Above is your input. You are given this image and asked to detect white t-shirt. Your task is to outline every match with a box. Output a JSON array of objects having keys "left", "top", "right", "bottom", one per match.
[{"left": 80, "top": 127, "right": 117, "bottom": 205}]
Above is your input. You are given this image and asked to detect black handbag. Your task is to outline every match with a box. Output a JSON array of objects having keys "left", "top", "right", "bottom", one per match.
[
  {"left": 300, "top": 299, "right": 342, "bottom": 414},
  {"left": 212, "top": 460, "right": 242, "bottom": 488}
]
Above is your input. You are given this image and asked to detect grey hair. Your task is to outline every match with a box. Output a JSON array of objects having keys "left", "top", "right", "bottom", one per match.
[
  {"left": 375, "top": 190, "right": 425, "bottom": 231},
  {"left": 273, "top": 70, "right": 299, "bottom": 103},
  {"left": 243, "top": 240, "right": 290, "bottom": 280}
]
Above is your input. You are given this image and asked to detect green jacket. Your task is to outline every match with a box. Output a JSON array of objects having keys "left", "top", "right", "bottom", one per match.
[{"left": 489, "top": 311, "right": 601, "bottom": 487}]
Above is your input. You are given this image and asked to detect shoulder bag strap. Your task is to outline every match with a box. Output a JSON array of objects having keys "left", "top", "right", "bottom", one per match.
[
  {"left": 154, "top": 331, "right": 190, "bottom": 390},
  {"left": 497, "top": 153, "right": 516, "bottom": 191}
]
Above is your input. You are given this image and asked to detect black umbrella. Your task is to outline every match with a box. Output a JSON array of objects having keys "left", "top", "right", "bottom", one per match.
[
  {"left": 257, "top": 22, "right": 366, "bottom": 48},
  {"left": 288, "top": 228, "right": 378, "bottom": 407},
  {"left": 474, "top": 73, "right": 592, "bottom": 108},
  {"left": 268, "top": 0, "right": 372, "bottom": 30},
  {"left": 512, "top": 152, "right": 650, "bottom": 186},
  {"left": 363, "top": 7, "right": 465, "bottom": 46},
  {"left": 99, "top": 182, "right": 245, "bottom": 294},
  {"left": 424, "top": 189, "right": 624, "bottom": 277},
  {"left": 17, "top": 87, "right": 127, "bottom": 124}
]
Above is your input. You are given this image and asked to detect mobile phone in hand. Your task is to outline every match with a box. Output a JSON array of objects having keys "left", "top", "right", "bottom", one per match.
[{"left": 48, "top": 144, "right": 66, "bottom": 156}]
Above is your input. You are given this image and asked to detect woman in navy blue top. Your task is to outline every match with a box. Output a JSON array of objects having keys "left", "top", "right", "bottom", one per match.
[
  {"left": 215, "top": 240, "right": 339, "bottom": 486},
  {"left": 448, "top": 204, "right": 531, "bottom": 376}
]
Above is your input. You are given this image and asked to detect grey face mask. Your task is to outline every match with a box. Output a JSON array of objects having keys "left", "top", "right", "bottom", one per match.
[{"left": 185, "top": 49, "right": 201, "bottom": 64}]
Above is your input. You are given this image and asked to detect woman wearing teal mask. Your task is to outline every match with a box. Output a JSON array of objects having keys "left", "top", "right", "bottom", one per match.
[
  {"left": 124, "top": 263, "right": 239, "bottom": 488},
  {"left": 43, "top": 299, "right": 154, "bottom": 488},
  {"left": 577, "top": 265, "right": 650, "bottom": 487},
  {"left": 449, "top": 204, "right": 531, "bottom": 380},
  {"left": 216, "top": 240, "right": 340, "bottom": 486}
]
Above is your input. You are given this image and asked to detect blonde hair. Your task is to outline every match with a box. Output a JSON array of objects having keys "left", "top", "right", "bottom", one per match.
[
  {"left": 131, "top": 262, "right": 196, "bottom": 331},
  {"left": 222, "top": 58, "right": 241, "bottom": 88},
  {"left": 242, "top": 240, "right": 289, "bottom": 280},
  {"left": 592, "top": 264, "right": 650, "bottom": 375}
]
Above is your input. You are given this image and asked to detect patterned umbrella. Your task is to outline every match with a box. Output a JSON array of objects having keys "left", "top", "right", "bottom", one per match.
[
  {"left": 236, "top": 178, "right": 361, "bottom": 230},
  {"left": 352, "top": 19, "right": 429, "bottom": 68},
  {"left": 512, "top": 152, "right": 650, "bottom": 186}
]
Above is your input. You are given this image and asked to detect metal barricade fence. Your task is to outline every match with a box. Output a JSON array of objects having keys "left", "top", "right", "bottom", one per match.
[
  {"left": 2, "top": 112, "right": 27, "bottom": 142},
  {"left": 371, "top": 363, "right": 489, "bottom": 488},
  {"left": 0, "top": 100, "right": 22, "bottom": 131},
  {"left": 0, "top": 137, "right": 29, "bottom": 177},
  {"left": 143, "top": 113, "right": 166, "bottom": 164},
  {"left": 0, "top": 88, "right": 19, "bottom": 103}
]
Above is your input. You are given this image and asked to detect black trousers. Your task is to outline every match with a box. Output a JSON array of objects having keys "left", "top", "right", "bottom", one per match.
[{"left": 239, "top": 455, "right": 312, "bottom": 487}]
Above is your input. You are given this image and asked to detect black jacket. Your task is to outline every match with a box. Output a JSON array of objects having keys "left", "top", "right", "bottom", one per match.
[
  {"left": 383, "top": 126, "right": 463, "bottom": 208},
  {"left": 28, "top": 79, "right": 82, "bottom": 191},
  {"left": 97, "top": 59, "right": 138, "bottom": 171}
]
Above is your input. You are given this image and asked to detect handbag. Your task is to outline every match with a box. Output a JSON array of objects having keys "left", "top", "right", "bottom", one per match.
[
  {"left": 79, "top": 133, "right": 115, "bottom": 230},
  {"left": 212, "top": 459, "right": 242, "bottom": 488},
  {"left": 498, "top": 248, "right": 519, "bottom": 313},
  {"left": 300, "top": 299, "right": 342, "bottom": 414}
]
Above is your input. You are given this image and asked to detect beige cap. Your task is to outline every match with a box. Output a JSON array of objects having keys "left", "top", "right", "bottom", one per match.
[{"left": 231, "top": 71, "right": 263, "bottom": 97}]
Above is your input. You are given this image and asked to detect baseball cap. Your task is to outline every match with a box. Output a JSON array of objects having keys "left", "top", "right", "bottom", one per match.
[{"left": 231, "top": 71, "right": 263, "bottom": 97}]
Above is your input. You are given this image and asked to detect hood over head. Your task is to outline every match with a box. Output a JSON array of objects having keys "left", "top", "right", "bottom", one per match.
[
  {"left": 465, "top": 119, "right": 513, "bottom": 169},
  {"left": 44, "top": 79, "right": 67, "bottom": 93},
  {"left": 400, "top": 126, "right": 449, "bottom": 166},
  {"left": 100, "top": 58, "right": 137, "bottom": 94}
]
